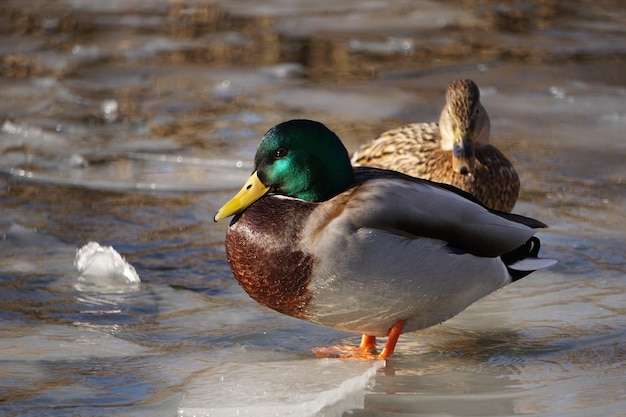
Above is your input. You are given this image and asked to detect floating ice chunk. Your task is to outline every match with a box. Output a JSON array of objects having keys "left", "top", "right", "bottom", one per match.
[
  {"left": 100, "top": 99, "right": 119, "bottom": 122},
  {"left": 74, "top": 242, "right": 140, "bottom": 293},
  {"left": 3, "top": 223, "right": 61, "bottom": 247},
  {"left": 549, "top": 85, "right": 567, "bottom": 100},
  {"left": 260, "top": 63, "right": 304, "bottom": 79},
  {"left": 1, "top": 120, "right": 67, "bottom": 148},
  {"left": 348, "top": 37, "right": 413, "bottom": 55},
  {"left": 178, "top": 358, "right": 383, "bottom": 417},
  {"left": 213, "top": 79, "right": 236, "bottom": 99},
  {"left": 66, "top": 153, "right": 89, "bottom": 168},
  {"left": 1, "top": 324, "right": 150, "bottom": 361}
]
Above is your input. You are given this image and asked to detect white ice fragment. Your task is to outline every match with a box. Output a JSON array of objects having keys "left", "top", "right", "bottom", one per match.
[
  {"left": 600, "top": 113, "right": 625, "bottom": 123},
  {"left": 31, "top": 77, "right": 59, "bottom": 89},
  {"left": 1, "top": 120, "right": 67, "bottom": 147},
  {"left": 549, "top": 86, "right": 567, "bottom": 100},
  {"left": 101, "top": 99, "right": 119, "bottom": 122},
  {"left": 2, "top": 224, "right": 62, "bottom": 248},
  {"left": 260, "top": 63, "right": 304, "bottom": 79},
  {"left": 67, "top": 153, "right": 89, "bottom": 168},
  {"left": 71, "top": 44, "right": 100, "bottom": 58},
  {"left": 178, "top": 358, "right": 384, "bottom": 417},
  {"left": 213, "top": 79, "right": 237, "bottom": 98},
  {"left": 74, "top": 242, "right": 140, "bottom": 293},
  {"left": 348, "top": 37, "right": 413, "bottom": 55}
]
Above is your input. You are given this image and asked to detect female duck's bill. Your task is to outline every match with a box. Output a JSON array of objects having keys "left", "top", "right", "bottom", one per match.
[{"left": 215, "top": 119, "right": 556, "bottom": 360}]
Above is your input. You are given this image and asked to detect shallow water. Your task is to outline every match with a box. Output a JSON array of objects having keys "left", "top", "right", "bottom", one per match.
[{"left": 1, "top": 1, "right": 625, "bottom": 416}]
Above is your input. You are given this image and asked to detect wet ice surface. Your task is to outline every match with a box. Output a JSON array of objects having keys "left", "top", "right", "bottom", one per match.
[
  {"left": 180, "top": 359, "right": 384, "bottom": 417},
  {"left": 1, "top": 1, "right": 625, "bottom": 416}
]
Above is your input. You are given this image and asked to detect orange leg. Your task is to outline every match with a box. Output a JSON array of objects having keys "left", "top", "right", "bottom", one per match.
[
  {"left": 360, "top": 334, "right": 377, "bottom": 353},
  {"left": 378, "top": 319, "right": 405, "bottom": 359}
]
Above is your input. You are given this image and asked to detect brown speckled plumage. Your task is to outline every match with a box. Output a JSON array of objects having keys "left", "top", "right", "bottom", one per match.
[
  {"left": 226, "top": 196, "right": 317, "bottom": 319},
  {"left": 352, "top": 79, "right": 520, "bottom": 212}
]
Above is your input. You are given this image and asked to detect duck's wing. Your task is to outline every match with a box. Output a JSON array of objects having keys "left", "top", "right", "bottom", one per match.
[
  {"left": 351, "top": 123, "right": 440, "bottom": 172},
  {"left": 343, "top": 169, "right": 539, "bottom": 258},
  {"left": 354, "top": 166, "right": 545, "bottom": 229},
  {"left": 434, "top": 180, "right": 544, "bottom": 229}
]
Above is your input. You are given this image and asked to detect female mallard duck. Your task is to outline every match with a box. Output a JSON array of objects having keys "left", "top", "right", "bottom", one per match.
[
  {"left": 214, "top": 119, "right": 555, "bottom": 360},
  {"left": 352, "top": 79, "right": 520, "bottom": 212}
]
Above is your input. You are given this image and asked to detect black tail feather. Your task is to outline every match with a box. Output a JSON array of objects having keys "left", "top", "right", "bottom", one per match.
[{"left": 502, "top": 237, "right": 544, "bottom": 282}]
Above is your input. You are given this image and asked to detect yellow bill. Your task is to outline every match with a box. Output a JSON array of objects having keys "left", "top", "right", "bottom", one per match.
[{"left": 214, "top": 171, "right": 270, "bottom": 222}]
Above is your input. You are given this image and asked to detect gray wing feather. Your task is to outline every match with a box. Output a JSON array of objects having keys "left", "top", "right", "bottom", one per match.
[{"left": 344, "top": 179, "right": 535, "bottom": 257}]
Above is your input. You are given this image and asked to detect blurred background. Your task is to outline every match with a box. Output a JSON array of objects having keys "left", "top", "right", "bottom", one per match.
[{"left": 1, "top": 1, "right": 624, "bottom": 416}]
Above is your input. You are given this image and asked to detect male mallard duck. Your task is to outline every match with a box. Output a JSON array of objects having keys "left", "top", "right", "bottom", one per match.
[
  {"left": 352, "top": 79, "right": 520, "bottom": 212},
  {"left": 214, "top": 119, "right": 555, "bottom": 360}
]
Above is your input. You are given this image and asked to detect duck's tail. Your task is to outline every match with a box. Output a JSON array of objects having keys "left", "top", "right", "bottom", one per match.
[{"left": 501, "top": 236, "right": 557, "bottom": 281}]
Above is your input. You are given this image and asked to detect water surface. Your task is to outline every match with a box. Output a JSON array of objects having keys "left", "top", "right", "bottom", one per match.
[{"left": 1, "top": 1, "right": 625, "bottom": 416}]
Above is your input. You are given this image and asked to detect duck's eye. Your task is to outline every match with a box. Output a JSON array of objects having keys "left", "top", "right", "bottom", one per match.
[{"left": 274, "top": 148, "right": 288, "bottom": 159}]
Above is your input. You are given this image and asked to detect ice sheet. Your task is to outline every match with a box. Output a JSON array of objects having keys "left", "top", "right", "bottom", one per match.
[
  {"left": 0, "top": 324, "right": 150, "bottom": 361},
  {"left": 178, "top": 358, "right": 383, "bottom": 417}
]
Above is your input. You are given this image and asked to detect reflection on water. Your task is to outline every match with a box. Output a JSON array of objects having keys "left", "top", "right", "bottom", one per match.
[{"left": 1, "top": 1, "right": 625, "bottom": 416}]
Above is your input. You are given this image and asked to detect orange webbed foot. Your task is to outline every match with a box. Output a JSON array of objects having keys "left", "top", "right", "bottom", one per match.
[
  {"left": 312, "top": 320, "right": 405, "bottom": 360},
  {"left": 312, "top": 335, "right": 379, "bottom": 359}
]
